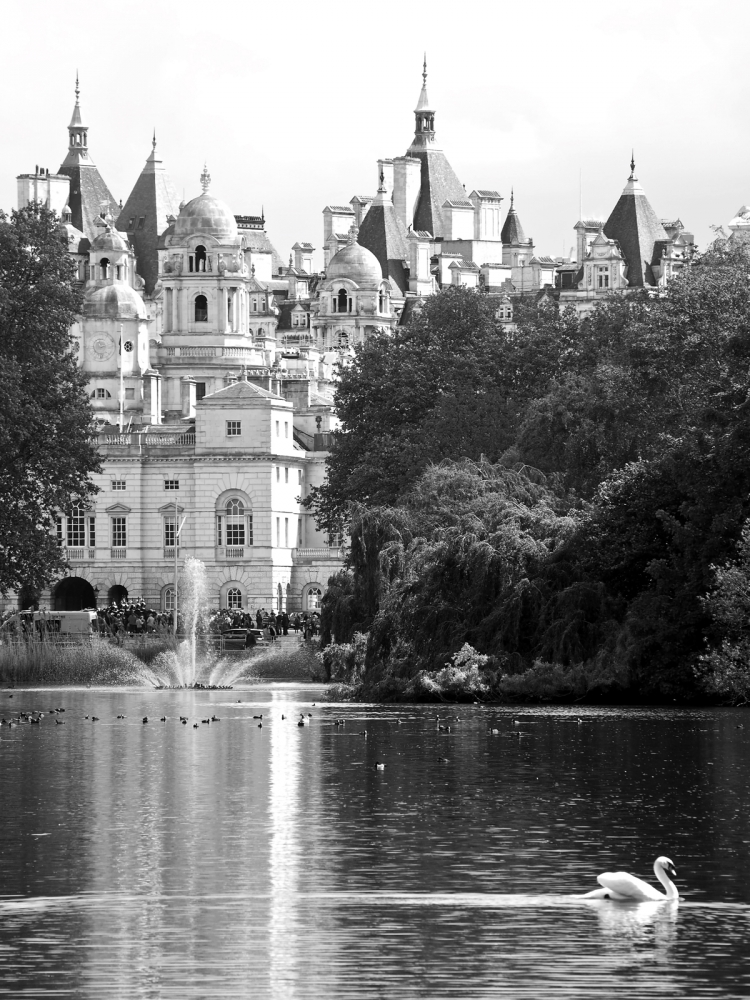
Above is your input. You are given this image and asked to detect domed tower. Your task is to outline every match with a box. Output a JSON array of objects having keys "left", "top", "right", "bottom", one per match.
[
  {"left": 156, "top": 166, "right": 277, "bottom": 420},
  {"left": 81, "top": 221, "right": 150, "bottom": 426},
  {"left": 311, "top": 227, "right": 395, "bottom": 356}
]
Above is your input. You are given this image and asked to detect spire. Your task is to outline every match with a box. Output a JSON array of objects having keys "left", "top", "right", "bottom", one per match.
[
  {"left": 630, "top": 150, "right": 636, "bottom": 179},
  {"left": 68, "top": 73, "right": 86, "bottom": 132},
  {"left": 510, "top": 186, "right": 514, "bottom": 209},
  {"left": 415, "top": 53, "right": 433, "bottom": 113},
  {"left": 501, "top": 191, "right": 526, "bottom": 246},
  {"left": 146, "top": 129, "right": 160, "bottom": 165},
  {"left": 200, "top": 163, "right": 211, "bottom": 193}
]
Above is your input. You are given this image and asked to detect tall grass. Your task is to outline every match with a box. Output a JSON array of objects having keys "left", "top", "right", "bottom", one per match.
[
  {"left": 0, "top": 639, "right": 162, "bottom": 686},
  {"left": 235, "top": 641, "right": 324, "bottom": 682}
]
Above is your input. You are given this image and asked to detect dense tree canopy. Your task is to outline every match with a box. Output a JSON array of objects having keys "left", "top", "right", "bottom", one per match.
[
  {"left": 0, "top": 204, "right": 99, "bottom": 595},
  {"left": 316, "top": 243, "right": 750, "bottom": 701}
]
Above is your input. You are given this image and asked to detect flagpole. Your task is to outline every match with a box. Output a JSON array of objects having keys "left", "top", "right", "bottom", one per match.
[{"left": 118, "top": 323, "right": 124, "bottom": 433}]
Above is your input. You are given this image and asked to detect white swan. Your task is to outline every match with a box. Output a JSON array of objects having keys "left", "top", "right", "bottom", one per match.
[{"left": 581, "top": 856, "right": 679, "bottom": 901}]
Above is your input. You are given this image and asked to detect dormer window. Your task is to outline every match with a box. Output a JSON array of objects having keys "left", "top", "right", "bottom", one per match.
[{"left": 100, "top": 258, "right": 110, "bottom": 279}]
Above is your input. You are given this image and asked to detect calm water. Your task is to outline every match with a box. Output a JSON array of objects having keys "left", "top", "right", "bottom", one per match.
[{"left": 1, "top": 685, "right": 749, "bottom": 998}]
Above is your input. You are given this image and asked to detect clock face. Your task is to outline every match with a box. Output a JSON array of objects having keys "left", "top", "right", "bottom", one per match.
[{"left": 89, "top": 333, "right": 115, "bottom": 362}]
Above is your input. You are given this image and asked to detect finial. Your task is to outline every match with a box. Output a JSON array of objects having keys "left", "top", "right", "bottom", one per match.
[
  {"left": 251, "top": 263, "right": 256, "bottom": 277},
  {"left": 152, "top": 129, "right": 157, "bottom": 150},
  {"left": 630, "top": 150, "right": 635, "bottom": 177},
  {"left": 347, "top": 224, "right": 359, "bottom": 245},
  {"left": 510, "top": 187, "right": 514, "bottom": 209},
  {"left": 289, "top": 253, "right": 293, "bottom": 268},
  {"left": 423, "top": 53, "right": 427, "bottom": 85},
  {"left": 200, "top": 163, "right": 211, "bottom": 193},
  {"left": 75, "top": 71, "right": 80, "bottom": 102}
]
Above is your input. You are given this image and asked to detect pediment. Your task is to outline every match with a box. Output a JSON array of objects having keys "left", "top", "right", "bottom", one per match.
[
  {"left": 105, "top": 502, "right": 132, "bottom": 513},
  {"left": 158, "top": 502, "right": 185, "bottom": 514}
]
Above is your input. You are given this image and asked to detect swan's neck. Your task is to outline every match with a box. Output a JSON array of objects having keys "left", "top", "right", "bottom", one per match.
[{"left": 654, "top": 861, "right": 678, "bottom": 899}]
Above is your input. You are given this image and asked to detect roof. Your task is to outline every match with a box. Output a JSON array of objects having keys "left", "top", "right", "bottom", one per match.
[
  {"left": 501, "top": 204, "right": 527, "bottom": 245},
  {"left": 449, "top": 258, "right": 479, "bottom": 271},
  {"left": 603, "top": 172, "right": 669, "bottom": 287},
  {"left": 410, "top": 229, "right": 433, "bottom": 239},
  {"left": 534, "top": 255, "right": 556, "bottom": 265},
  {"left": 324, "top": 205, "right": 355, "bottom": 214},
  {"left": 326, "top": 236, "right": 383, "bottom": 287},
  {"left": 57, "top": 161, "right": 119, "bottom": 242},
  {"left": 472, "top": 189, "right": 502, "bottom": 198},
  {"left": 201, "top": 380, "right": 285, "bottom": 403},
  {"left": 116, "top": 139, "right": 181, "bottom": 294},
  {"left": 409, "top": 149, "right": 466, "bottom": 237},
  {"left": 293, "top": 242, "right": 315, "bottom": 250},
  {"left": 357, "top": 197, "right": 410, "bottom": 294},
  {"left": 84, "top": 283, "right": 147, "bottom": 320},
  {"left": 243, "top": 229, "right": 283, "bottom": 272},
  {"left": 443, "top": 199, "right": 475, "bottom": 209}
]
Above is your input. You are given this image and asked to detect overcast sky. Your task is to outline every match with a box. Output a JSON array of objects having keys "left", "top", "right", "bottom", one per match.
[{"left": 2, "top": 1, "right": 747, "bottom": 268}]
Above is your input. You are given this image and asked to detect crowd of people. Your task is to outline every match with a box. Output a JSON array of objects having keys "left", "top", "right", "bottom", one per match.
[{"left": 0, "top": 602, "right": 321, "bottom": 644}]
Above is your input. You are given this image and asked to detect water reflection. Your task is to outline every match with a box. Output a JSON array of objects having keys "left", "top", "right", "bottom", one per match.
[{"left": 1, "top": 691, "right": 750, "bottom": 997}]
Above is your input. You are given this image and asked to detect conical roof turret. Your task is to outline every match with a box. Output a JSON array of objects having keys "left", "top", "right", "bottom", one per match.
[
  {"left": 603, "top": 155, "right": 669, "bottom": 287},
  {"left": 501, "top": 189, "right": 527, "bottom": 245}
]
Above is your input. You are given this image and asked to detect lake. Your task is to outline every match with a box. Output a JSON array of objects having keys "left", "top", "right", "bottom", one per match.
[{"left": 1, "top": 684, "right": 749, "bottom": 998}]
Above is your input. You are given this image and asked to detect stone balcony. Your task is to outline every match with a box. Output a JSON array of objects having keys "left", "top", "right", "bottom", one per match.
[{"left": 292, "top": 547, "right": 345, "bottom": 564}]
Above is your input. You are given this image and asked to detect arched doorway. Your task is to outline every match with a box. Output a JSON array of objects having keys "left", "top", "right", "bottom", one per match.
[
  {"left": 108, "top": 584, "right": 128, "bottom": 607},
  {"left": 53, "top": 577, "right": 95, "bottom": 611}
]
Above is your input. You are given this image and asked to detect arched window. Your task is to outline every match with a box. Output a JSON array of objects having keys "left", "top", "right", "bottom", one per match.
[
  {"left": 163, "top": 588, "right": 175, "bottom": 612},
  {"left": 226, "top": 587, "right": 242, "bottom": 609},
  {"left": 226, "top": 498, "right": 245, "bottom": 546},
  {"left": 305, "top": 586, "right": 322, "bottom": 611},
  {"left": 378, "top": 290, "right": 386, "bottom": 313},
  {"left": 336, "top": 331, "right": 349, "bottom": 350},
  {"left": 195, "top": 294, "right": 208, "bottom": 322},
  {"left": 195, "top": 245, "right": 207, "bottom": 272},
  {"left": 337, "top": 288, "right": 348, "bottom": 313},
  {"left": 100, "top": 258, "right": 110, "bottom": 279},
  {"left": 91, "top": 388, "right": 112, "bottom": 399}
]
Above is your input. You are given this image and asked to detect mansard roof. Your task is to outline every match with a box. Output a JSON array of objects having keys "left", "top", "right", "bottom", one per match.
[
  {"left": 116, "top": 137, "right": 181, "bottom": 295},
  {"left": 409, "top": 149, "right": 466, "bottom": 237},
  {"left": 357, "top": 195, "right": 410, "bottom": 294},
  {"left": 603, "top": 167, "right": 669, "bottom": 287}
]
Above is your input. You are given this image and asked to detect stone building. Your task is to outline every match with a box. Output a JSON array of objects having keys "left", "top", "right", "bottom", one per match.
[{"left": 10, "top": 79, "right": 344, "bottom": 615}]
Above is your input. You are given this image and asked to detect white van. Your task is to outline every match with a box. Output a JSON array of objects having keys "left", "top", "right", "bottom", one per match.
[{"left": 2, "top": 610, "right": 98, "bottom": 638}]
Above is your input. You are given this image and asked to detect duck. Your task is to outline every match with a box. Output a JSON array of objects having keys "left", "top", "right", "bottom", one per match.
[
  {"left": 253, "top": 714, "right": 263, "bottom": 720},
  {"left": 258, "top": 722, "right": 263, "bottom": 729},
  {"left": 92, "top": 717, "right": 99, "bottom": 722},
  {"left": 211, "top": 715, "right": 220, "bottom": 722},
  {"left": 438, "top": 757, "right": 450, "bottom": 764},
  {"left": 181, "top": 719, "right": 187, "bottom": 725},
  {"left": 142, "top": 717, "right": 148, "bottom": 724},
  {"left": 581, "top": 856, "right": 679, "bottom": 901},
  {"left": 297, "top": 719, "right": 305, "bottom": 727},
  {"left": 55, "top": 719, "right": 65, "bottom": 725},
  {"left": 375, "top": 761, "right": 385, "bottom": 770},
  {"left": 193, "top": 723, "right": 199, "bottom": 729},
  {"left": 117, "top": 715, "right": 126, "bottom": 720}
]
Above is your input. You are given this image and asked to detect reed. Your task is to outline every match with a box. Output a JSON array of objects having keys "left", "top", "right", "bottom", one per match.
[
  {"left": 238, "top": 641, "right": 323, "bottom": 682},
  {"left": 0, "top": 639, "right": 161, "bottom": 686}
]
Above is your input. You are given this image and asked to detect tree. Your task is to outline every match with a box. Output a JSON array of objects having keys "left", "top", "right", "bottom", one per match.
[{"left": 0, "top": 204, "right": 99, "bottom": 595}]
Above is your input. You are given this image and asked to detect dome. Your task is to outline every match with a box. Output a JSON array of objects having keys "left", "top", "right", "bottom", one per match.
[
  {"left": 84, "top": 284, "right": 147, "bottom": 321},
  {"left": 91, "top": 226, "right": 128, "bottom": 253},
  {"left": 327, "top": 239, "right": 383, "bottom": 287},
  {"left": 173, "top": 191, "right": 238, "bottom": 242}
]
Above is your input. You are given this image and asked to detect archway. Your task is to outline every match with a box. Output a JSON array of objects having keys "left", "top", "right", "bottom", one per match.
[
  {"left": 53, "top": 577, "right": 95, "bottom": 611},
  {"left": 108, "top": 584, "right": 128, "bottom": 607}
]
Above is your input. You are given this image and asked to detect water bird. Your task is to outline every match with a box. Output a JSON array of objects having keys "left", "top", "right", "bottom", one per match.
[
  {"left": 253, "top": 715, "right": 263, "bottom": 719},
  {"left": 193, "top": 723, "right": 199, "bottom": 728},
  {"left": 55, "top": 719, "right": 65, "bottom": 725},
  {"left": 30, "top": 717, "right": 40, "bottom": 725},
  {"left": 438, "top": 757, "right": 449, "bottom": 763},
  {"left": 375, "top": 761, "right": 385, "bottom": 770},
  {"left": 84, "top": 715, "right": 89, "bottom": 720},
  {"left": 359, "top": 730, "right": 368, "bottom": 737},
  {"left": 160, "top": 716, "right": 167, "bottom": 722},
  {"left": 117, "top": 715, "right": 126, "bottom": 719},
  {"left": 281, "top": 714, "right": 286, "bottom": 720},
  {"left": 258, "top": 722, "right": 263, "bottom": 728},
  {"left": 297, "top": 719, "right": 305, "bottom": 727},
  {"left": 488, "top": 728, "right": 499, "bottom": 735},
  {"left": 92, "top": 717, "right": 99, "bottom": 722},
  {"left": 211, "top": 715, "right": 220, "bottom": 722},
  {"left": 181, "top": 719, "right": 187, "bottom": 725},
  {"left": 581, "top": 856, "right": 679, "bottom": 901},
  {"left": 202, "top": 719, "right": 210, "bottom": 724}
]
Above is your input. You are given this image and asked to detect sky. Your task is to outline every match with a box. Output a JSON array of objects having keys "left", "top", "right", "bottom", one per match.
[{"left": 2, "top": 1, "right": 748, "bottom": 269}]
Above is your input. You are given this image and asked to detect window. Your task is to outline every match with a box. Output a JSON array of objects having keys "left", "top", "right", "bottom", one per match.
[
  {"left": 276, "top": 466, "right": 280, "bottom": 482},
  {"left": 284, "top": 517, "right": 289, "bottom": 547},
  {"left": 164, "top": 479, "right": 180, "bottom": 491},
  {"left": 196, "top": 382, "right": 206, "bottom": 401},
  {"left": 195, "top": 294, "right": 208, "bottom": 322},
  {"left": 216, "top": 496, "right": 252, "bottom": 547},
  {"left": 93, "top": 388, "right": 112, "bottom": 400},
  {"left": 56, "top": 515, "right": 63, "bottom": 546},
  {"left": 111, "top": 480, "right": 126, "bottom": 491},
  {"left": 163, "top": 588, "right": 175, "bottom": 612},
  {"left": 226, "top": 420, "right": 241, "bottom": 436},
  {"left": 284, "top": 467, "right": 289, "bottom": 483},
  {"left": 137, "top": 217, "right": 145, "bottom": 229},
  {"left": 337, "top": 288, "right": 348, "bottom": 313},
  {"left": 100, "top": 258, "right": 110, "bottom": 279},
  {"left": 88, "top": 516, "right": 96, "bottom": 548},
  {"left": 305, "top": 587, "right": 322, "bottom": 611},
  {"left": 195, "top": 245, "right": 207, "bottom": 272},
  {"left": 276, "top": 517, "right": 280, "bottom": 546},
  {"left": 67, "top": 506, "right": 86, "bottom": 547},
  {"left": 226, "top": 587, "right": 242, "bottom": 609},
  {"left": 125, "top": 388, "right": 135, "bottom": 400},
  {"left": 226, "top": 498, "right": 246, "bottom": 546},
  {"left": 284, "top": 422, "right": 289, "bottom": 439},
  {"left": 164, "top": 515, "right": 176, "bottom": 548},
  {"left": 116, "top": 265, "right": 122, "bottom": 280},
  {"left": 597, "top": 267, "right": 609, "bottom": 289},
  {"left": 111, "top": 516, "right": 127, "bottom": 548},
  {"left": 275, "top": 420, "right": 280, "bottom": 437},
  {"left": 298, "top": 469, "right": 303, "bottom": 485}
]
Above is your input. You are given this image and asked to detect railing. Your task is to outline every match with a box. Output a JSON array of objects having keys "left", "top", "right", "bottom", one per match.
[
  {"left": 216, "top": 546, "right": 247, "bottom": 559},
  {"left": 222, "top": 349, "right": 262, "bottom": 359},
  {"left": 164, "top": 548, "right": 180, "bottom": 559},
  {"left": 111, "top": 548, "right": 127, "bottom": 559},
  {"left": 226, "top": 547, "right": 245, "bottom": 559},
  {"left": 64, "top": 548, "right": 97, "bottom": 560},
  {"left": 293, "top": 547, "right": 345, "bottom": 561},
  {"left": 99, "top": 432, "right": 195, "bottom": 448},
  {"left": 165, "top": 346, "right": 218, "bottom": 357}
]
